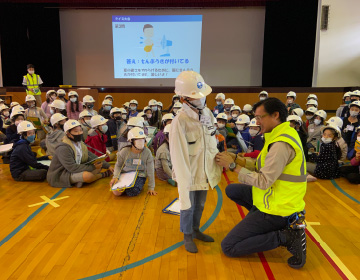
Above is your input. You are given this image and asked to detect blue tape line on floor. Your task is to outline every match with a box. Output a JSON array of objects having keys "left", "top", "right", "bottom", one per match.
[
  {"left": 331, "top": 179, "right": 360, "bottom": 204},
  {"left": 0, "top": 188, "right": 66, "bottom": 247},
  {"left": 79, "top": 185, "right": 223, "bottom": 280}
]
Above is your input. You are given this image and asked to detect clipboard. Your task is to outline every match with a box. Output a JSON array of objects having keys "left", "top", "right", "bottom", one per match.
[
  {"left": 0, "top": 143, "right": 13, "bottom": 153},
  {"left": 85, "top": 154, "right": 107, "bottom": 165},
  {"left": 162, "top": 198, "right": 180, "bottom": 216},
  {"left": 27, "top": 116, "right": 42, "bottom": 130},
  {"left": 111, "top": 171, "right": 139, "bottom": 191}
]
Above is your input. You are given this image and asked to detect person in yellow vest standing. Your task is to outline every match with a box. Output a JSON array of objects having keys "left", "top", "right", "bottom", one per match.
[
  {"left": 215, "top": 97, "right": 307, "bottom": 269},
  {"left": 22, "top": 64, "right": 43, "bottom": 106}
]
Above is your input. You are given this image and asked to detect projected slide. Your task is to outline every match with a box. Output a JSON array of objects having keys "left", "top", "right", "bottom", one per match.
[{"left": 112, "top": 15, "right": 202, "bottom": 79}]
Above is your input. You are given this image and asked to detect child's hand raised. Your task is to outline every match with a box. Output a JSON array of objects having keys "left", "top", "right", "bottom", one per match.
[{"left": 147, "top": 190, "right": 157, "bottom": 196}]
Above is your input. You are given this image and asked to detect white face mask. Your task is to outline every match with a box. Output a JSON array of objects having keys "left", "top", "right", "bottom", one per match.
[
  {"left": 70, "top": 97, "right": 77, "bottom": 103},
  {"left": 104, "top": 106, "right": 112, "bottom": 111},
  {"left": 15, "top": 120, "right": 24, "bottom": 126},
  {"left": 350, "top": 110, "right": 359, "bottom": 117},
  {"left": 232, "top": 114, "right": 239, "bottom": 120},
  {"left": 216, "top": 101, "right": 222, "bottom": 106},
  {"left": 217, "top": 123, "right": 225, "bottom": 129},
  {"left": 3, "top": 111, "right": 9, "bottom": 117},
  {"left": 306, "top": 115, "right": 313, "bottom": 120},
  {"left": 146, "top": 113, "right": 152, "bottom": 119},
  {"left": 188, "top": 97, "right": 206, "bottom": 110},
  {"left": 130, "top": 106, "right": 137, "bottom": 111},
  {"left": 122, "top": 114, "right": 127, "bottom": 120},
  {"left": 28, "top": 70, "right": 34, "bottom": 75},
  {"left": 151, "top": 106, "right": 158, "bottom": 112},
  {"left": 249, "top": 128, "right": 259, "bottom": 137},
  {"left": 134, "top": 138, "right": 145, "bottom": 150},
  {"left": 85, "top": 119, "right": 92, "bottom": 127},
  {"left": 259, "top": 97, "right": 266, "bottom": 101},
  {"left": 50, "top": 108, "right": 55, "bottom": 115},
  {"left": 314, "top": 119, "right": 321, "bottom": 126},
  {"left": 322, "top": 137, "right": 333, "bottom": 144},
  {"left": 236, "top": 124, "right": 244, "bottom": 131},
  {"left": 101, "top": 125, "right": 108, "bottom": 134}
]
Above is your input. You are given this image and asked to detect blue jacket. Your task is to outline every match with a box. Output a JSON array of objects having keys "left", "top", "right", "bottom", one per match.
[
  {"left": 213, "top": 104, "right": 224, "bottom": 117},
  {"left": 5, "top": 124, "right": 20, "bottom": 144},
  {"left": 10, "top": 139, "right": 49, "bottom": 179}
]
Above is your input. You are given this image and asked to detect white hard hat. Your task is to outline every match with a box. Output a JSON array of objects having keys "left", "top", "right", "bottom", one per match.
[
  {"left": 321, "top": 124, "right": 341, "bottom": 138},
  {"left": 215, "top": 93, "right": 225, "bottom": 100},
  {"left": 172, "top": 94, "right": 180, "bottom": 100},
  {"left": 127, "top": 116, "right": 144, "bottom": 128},
  {"left": 350, "top": 100, "right": 360, "bottom": 108},
  {"left": 105, "top": 94, "right": 113, "bottom": 100},
  {"left": 64, "top": 119, "right": 81, "bottom": 133},
  {"left": 224, "top": 98, "right": 235, "bottom": 106},
  {"left": 164, "top": 124, "right": 171, "bottom": 134},
  {"left": 216, "top": 112, "right": 228, "bottom": 121},
  {"left": 287, "top": 91, "right": 297, "bottom": 99},
  {"left": 13, "top": 105, "right": 25, "bottom": 112},
  {"left": 249, "top": 118, "right": 260, "bottom": 127},
  {"left": 129, "top": 99, "right": 138, "bottom": 105},
  {"left": 119, "top": 108, "right": 127, "bottom": 114},
  {"left": 83, "top": 95, "right": 95, "bottom": 103},
  {"left": 162, "top": 113, "right": 174, "bottom": 122},
  {"left": 0, "top": 104, "right": 9, "bottom": 111},
  {"left": 68, "top": 91, "right": 78, "bottom": 97},
  {"left": 314, "top": 109, "right": 327, "bottom": 119},
  {"left": 148, "top": 99, "right": 157, "bottom": 106},
  {"left": 236, "top": 114, "right": 251, "bottom": 125},
  {"left": 350, "top": 90, "right": 360, "bottom": 97},
  {"left": 287, "top": 115, "right": 303, "bottom": 125},
  {"left": 57, "top": 89, "right": 66, "bottom": 96},
  {"left": 343, "top": 92, "right": 351, "bottom": 99},
  {"left": 143, "top": 106, "right": 152, "bottom": 112},
  {"left": 50, "top": 100, "right": 66, "bottom": 110},
  {"left": 127, "top": 127, "right": 146, "bottom": 141},
  {"left": 173, "top": 102, "right": 182, "bottom": 109},
  {"left": 243, "top": 104, "right": 253, "bottom": 112},
  {"left": 79, "top": 110, "right": 92, "bottom": 119},
  {"left": 157, "top": 101, "right": 163, "bottom": 107},
  {"left": 10, "top": 108, "right": 25, "bottom": 119},
  {"left": 306, "top": 107, "right": 318, "bottom": 114},
  {"left": 307, "top": 94, "right": 318, "bottom": 100},
  {"left": 306, "top": 99, "right": 318, "bottom": 107},
  {"left": 90, "top": 115, "right": 108, "bottom": 128},
  {"left": 292, "top": 108, "right": 304, "bottom": 118},
  {"left": 10, "top": 102, "right": 20, "bottom": 108},
  {"left": 174, "top": 71, "right": 212, "bottom": 99},
  {"left": 25, "top": 95, "right": 36, "bottom": 102},
  {"left": 46, "top": 90, "right": 57, "bottom": 97},
  {"left": 326, "top": 116, "right": 343, "bottom": 129},
  {"left": 123, "top": 102, "right": 130, "bottom": 107},
  {"left": 17, "top": 121, "right": 36, "bottom": 134},
  {"left": 110, "top": 107, "right": 122, "bottom": 116},
  {"left": 102, "top": 99, "right": 112, "bottom": 106},
  {"left": 230, "top": 105, "right": 242, "bottom": 113},
  {"left": 50, "top": 113, "right": 67, "bottom": 126},
  {"left": 259, "top": 91, "right": 268, "bottom": 97}
]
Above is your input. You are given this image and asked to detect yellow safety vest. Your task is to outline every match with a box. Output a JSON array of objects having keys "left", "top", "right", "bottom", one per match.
[
  {"left": 24, "top": 73, "right": 41, "bottom": 95},
  {"left": 252, "top": 122, "right": 307, "bottom": 216}
]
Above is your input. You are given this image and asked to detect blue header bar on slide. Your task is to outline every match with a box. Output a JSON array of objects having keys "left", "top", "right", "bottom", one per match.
[{"left": 112, "top": 15, "right": 202, "bottom": 22}]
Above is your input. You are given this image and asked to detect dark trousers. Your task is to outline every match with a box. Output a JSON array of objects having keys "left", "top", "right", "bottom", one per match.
[
  {"left": 124, "top": 177, "right": 146, "bottom": 197},
  {"left": 340, "top": 165, "right": 360, "bottom": 184},
  {"left": 14, "top": 169, "right": 47, "bottom": 182},
  {"left": 221, "top": 184, "right": 288, "bottom": 257}
]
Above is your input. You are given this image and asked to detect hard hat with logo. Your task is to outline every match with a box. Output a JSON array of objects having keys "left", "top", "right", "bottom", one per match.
[
  {"left": 292, "top": 108, "right": 304, "bottom": 118},
  {"left": 224, "top": 98, "right": 235, "bottom": 106},
  {"left": 102, "top": 99, "right": 112, "bottom": 106},
  {"left": 157, "top": 101, "right": 163, "bottom": 107},
  {"left": 162, "top": 113, "right": 174, "bottom": 122},
  {"left": 119, "top": 108, "right": 127, "bottom": 114},
  {"left": 148, "top": 99, "right": 157, "bottom": 106},
  {"left": 46, "top": 90, "right": 57, "bottom": 97},
  {"left": 83, "top": 95, "right": 95, "bottom": 103},
  {"left": 50, "top": 113, "right": 67, "bottom": 126},
  {"left": 50, "top": 100, "right": 66, "bottom": 110},
  {"left": 174, "top": 71, "right": 212, "bottom": 99},
  {"left": 314, "top": 109, "right": 327, "bottom": 119},
  {"left": 249, "top": 118, "right": 260, "bottom": 127},
  {"left": 79, "top": 110, "right": 92, "bottom": 119},
  {"left": 230, "top": 105, "right": 242, "bottom": 113},
  {"left": 350, "top": 100, "right": 360, "bottom": 108},
  {"left": 57, "top": 89, "right": 66, "bottom": 96},
  {"left": 326, "top": 116, "right": 343, "bottom": 129},
  {"left": 306, "top": 107, "right": 318, "bottom": 114},
  {"left": 236, "top": 114, "right": 251, "bottom": 125},
  {"left": 321, "top": 124, "right": 341, "bottom": 138},
  {"left": 64, "top": 119, "right": 81, "bottom": 132},
  {"left": 287, "top": 115, "right": 303, "bottom": 125},
  {"left": 127, "top": 127, "right": 146, "bottom": 141},
  {"left": 164, "top": 124, "right": 171, "bottom": 134},
  {"left": 350, "top": 91, "right": 360, "bottom": 97},
  {"left": 243, "top": 104, "right": 253, "bottom": 112},
  {"left": 127, "top": 116, "right": 144, "bottom": 128},
  {"left": 10, "top": 102, "right": 20, "bottom": 108},
  {"left": 306, "top": 99, "right": 318, "bottom": 107},
  {"left": 0, "top": 104, "right": 9, "bottom": 112},
  {"left": 173, "top": 102, "right": 182, "bottom": 109},
  {"left": 259, "top": 91, "right": 268, "bottom": 97},
  {"left": 105, "top": 94, "right": 113, "bottom": 100},
  {"left": 215, "top": 93, "right": 225, "bottom": 100},
  {"left": 17, "top": 121, "right": 35, "bottom": 134},
  {"left": 25, "top": 95, "right": 36, "bottom": 102},
  {"left": 143, "top": 106, "right": 152, "bottom": 112},
  {"left": 68, "top": 91, "right": 78, "bottom": 97},
  {"left": 287, "top": 91, "right": 297, "bottom": 99},
  {"left": 307, "top": 94, "right": 318, "bottom": 100},
  {"left": 343, "top": 92, "right": 351, "bottom": 99},
  {"left": 172, "top": 94, "right": 180, "bottom": 100},
  {"left": 216, "top": 112, "right": 228, "bottom": 121},
  {"left": 110, "top": 107, "right": 122, "bottom": 116},
  {"left": 12, "top": 105, "right": 25, "bottom": 113},
  {"left": 10, "top": 108, "right": 25, "bottom": 120},
  {"left": 90, "top": 115, "right": 108, "bottom": 128},
  {"left": 129, "top": 99, "right": 138, "bottom": 105}
]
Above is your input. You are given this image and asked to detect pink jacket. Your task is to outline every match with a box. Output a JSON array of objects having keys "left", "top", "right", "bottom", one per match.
[
  {"left": 66, "top": 101, "right": 83, "bottom": 120},
  {"left": 350, "top": 157, "right": 360, "bottom": 166}
]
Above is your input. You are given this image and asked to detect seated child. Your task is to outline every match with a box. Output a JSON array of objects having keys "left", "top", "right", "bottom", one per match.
[
  {"left": 286, "top": 91, "right": 301, "bottom": 114},
  {"left": 325, "top": 116, "right": 347, "bottom": 161},
  {"left": 10, "top": 121, "right": 49, "bottom": 181},
  {"left": 155, "top": 124, "right": 173, "bottom": 183},
  {"left": 99, "top": 99, "right": 112, "bottom": 119},
  {"left": 118, "top": 116, "right": 147, "bottom": 151},
  {"left": 237, "top": 118, "right": 264, "bottom": 158},
  {"left": 6, "top": 107, "right": 26, "bottom": 144},
  {"left": 214, "top": 119, "right": 227, "bottom": 152},
  {"left": 235, "top": 114, "right": 251, "bottom": 152},
  {"left": 47, "top": 119, "right": 113, "bottom": 188},
  {"left": 153, "top": 113, "right": 174, "bottom": 154},
  {"left": 215, "top": 113, "right": 228, "bottom": 138},
  {"left": 24, "top": 95, "right": 49, "bottom": 141},
  {"left": 110, "top": 127, "right": 156, "bottom": 197},
  {"left": 341, "top": 100, "right": 360, "bottom": 148},
  {"left": 82, "top": 95, "right": 98, "bottom": 116},
  {"left": 172, "top": 102, "right": 182, "bottom": 115},
  {"left": 66, "top": 91, "right": 83, "bottom": 120},
  {"left": 227, "top": 105, "right": 242, "bottom": 150},
  {"left": 307, "top": 109, "right": 327, "bottom": 152},
  {"left": 106, "top": 107, "right": 127, "bottom": 152},
  {"left": 0, "top": 104, "right": 11, "bottom": 132},
  {"left": 336, "top": 92, "right": 351, "bottom": 117},
  {"left": 242, "top": 104, "right": 254, "bottom": 119},
  {"left": 128, "top": 99, "right": 139, "bottom": 118},
  {"left": 305, "top": 107, "right": 317, "bottom": 129},
  {"left": 41, "top": 90, "right": 57, "bottom": 118},
  {"left": 340, "top": 150, "right": 360, "bottom": 184},
  {"left": 78, "top": 110, "right": 93, "bottom": 140},
  {"left": 45, "top": 113, "right": 67, "bottom": 156}
]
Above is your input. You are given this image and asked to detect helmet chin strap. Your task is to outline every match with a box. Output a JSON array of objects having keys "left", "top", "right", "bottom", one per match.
[{"left": 184, "top": 97, "right": 207, "bottom": 112}]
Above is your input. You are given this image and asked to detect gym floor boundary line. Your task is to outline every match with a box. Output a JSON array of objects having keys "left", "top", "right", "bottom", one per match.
[
  {"left": 79, "top": 185, "right": 223, "bottom": 280},
  {"left": 0, "top": 188, "right": 66, "bottom": 247},
  {"left": 331, "top": 179, "right": 360, "bottom": 204}
]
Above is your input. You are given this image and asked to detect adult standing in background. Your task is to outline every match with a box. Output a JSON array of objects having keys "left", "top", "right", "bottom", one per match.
[{"left": 22, "top": 64, "right": 43, "bottom": 106}]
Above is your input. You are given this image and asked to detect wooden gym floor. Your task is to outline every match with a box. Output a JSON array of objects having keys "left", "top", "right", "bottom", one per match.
[{"left": 1, "top": 154, "right": 360, "bottom": 280}]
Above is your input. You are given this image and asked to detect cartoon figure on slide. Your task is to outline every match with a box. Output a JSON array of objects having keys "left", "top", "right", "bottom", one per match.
[{"left": 143, "top": 24, "right": 155, "bottom": 57}]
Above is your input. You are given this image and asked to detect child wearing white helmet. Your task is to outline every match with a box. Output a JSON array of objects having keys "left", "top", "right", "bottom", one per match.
[
  {"left": 237, "top": 118, "right": 264, "bottom": 159},
  {"left": 78, "top": 110, "right": 93, "bottom": 140},
  {"left": 259, "top": 91, "right": 268, "bottom": 101},
  {"left": 153, "top": 113, "right": 174, "bottom": 154},
  {"left": 216, "top": 112, "right": 228, "bottom": 138},
  {"left": 155, "top": 124, "right": 174, "bottom": 184},
  {"left": 214, "top": 118, "right": 227, "bottom": 152},
  {"left": 223, "top": 98, "right": 235, "bottom": 117},
  {"left": 172, "top": 101, "right": 182, "bottom": 115},
  {"left": 286, "top": 91, "right": 301, "bottom": 114},
  {"left": 148, "top": 99, "right": 162, "bottom": 129},
  {"left": 50, "top": 99, "right": 67, "bottom": 116},
  {"left": 167, "top": 94, "right": 181, "bottom": 112},
  {"left": 143, "top": 106, "right": 153, "bottom": 126},
  {"left": 213, "top": 93, "right": 225, "bottom": 117},
  {"left": 0, "top": 104, "right": 11, "bottom": 131},
  {"left": 122, "top": 101, "right": 130, "bottom": 113},
  {"left": 306, "top": 109, "right": 327, "bottom": 152},
  {"left": 307, "top": 125, "right": 341, "bottom": 179},
  {"left": 128, "top": 99, "right": 139, "bottom": 118},
  {"left": 304, "top": 107, "right": 317, "bottom": 128},
  {"left": 325, "top": 116, "right": 347, "bottom": 161},
  {"left": 107, "top": 107, "right": 127, "bottom": 152},
  {"left": 110, "top": 127, "right": 156, "bottom": 197},
  {"left": 104, "top": 94, "right": 114, "bottom": 103},
  {"left": 82, "top": 95, "right": 98, "bottom": 116},
  {"left": 56, "top": 89, "right": 68, "bottom": 103},
  {"left": 169, "top": 71, "right": 222, "bottom": 253},
  {"left": 306, "top": 99, "right": 318, "bottom": 109},
  {"left": 157, "top": 101, "right": 163, "bottom": 112},
  {"left": 242, "top": 104, "right": 254, "bottom": 119},
  {"left": 47, "top": 119, "right": 113, "bottom": 188},
  {"left": 233, "top": 114, "right": 252, "bottom": 153},
  {"left": 336, "top": 92, "right": 351, "bottom": 118},
  {"left": 85, "top": 115, "right": 116, "bottom": 162},
  {"left": 10, "top": 121, "right": 49, "bottom": 181},
  {"left": 341, "top": 91, "right": 360, "bottom": 118},
  {"left": 5, "top": 108, "right": 26, "bottom": 144},
  {"left": 341, "top": 100, "right": 360, "bottom": 148},
  {"left": 118, "top": 116, "right": 147, "bottom": 152},
  {"left": 99, "top": 99, "right": 113, "bottom": 119},
  {"left": 340, "top": 125, "right": 360, "bottom": 183},
  {"left": 24, "top": 94, "right": 49, "bottom": 141},
  {"left": 45, "top": 113, "right": 68, "bottom": 157},
  {"left": 66, "top": 91, "right": 83, "bottom": 120},
  {"left": 41, "top": 90, "right": 57, "bottom": 118}
]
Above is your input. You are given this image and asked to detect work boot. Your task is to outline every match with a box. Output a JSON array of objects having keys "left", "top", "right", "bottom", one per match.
[
  {"left": 193, "top": 229, "right": 214, "bottom": 242},
  {"left": 184, "top": 234, "right": 198, "bottom": 253},
  {"left": 279, "top": 228, "right": 306, "bottom": 269}
]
